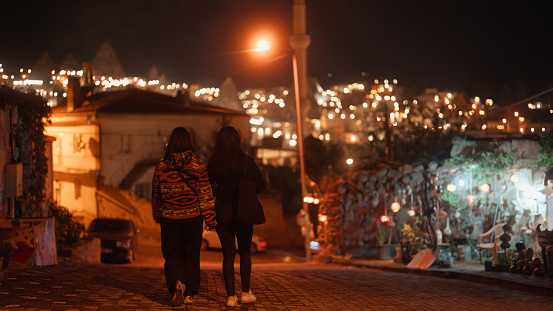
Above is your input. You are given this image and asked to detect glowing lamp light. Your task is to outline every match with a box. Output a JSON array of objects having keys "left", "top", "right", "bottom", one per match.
[
  {"left": 255, "top": 40, "right": 270, "bottom": 51},
  {"left": 380, "top": 215, "right": 390, "bottom": 223},
  {"left": 480, "top": 183, "right": 490, "bottom": 193},
  {"left": 447, "top": 184, "right": 457, "bottom": 192},
  {"left": 318, "top": 214, "right": 327, "bottom": 222},
  {"left": 408, "top": 210, "right": 416, "bottom": 217},
  {"left": 510, "top": 175, "right": 519, "bottom": 183},
  {"left": 391, "top": 199, "right": 401, "bottom": 213},
  {"left": 467, "top": 194, "right": 476, "bottom": 210},
  {"left": 346, "top": 158, "right": 354, "bottom": 165}
]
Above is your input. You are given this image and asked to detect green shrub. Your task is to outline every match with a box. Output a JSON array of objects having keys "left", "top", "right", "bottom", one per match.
[{"left": 47, "top": 201, "right": 85, "bottom": 248}]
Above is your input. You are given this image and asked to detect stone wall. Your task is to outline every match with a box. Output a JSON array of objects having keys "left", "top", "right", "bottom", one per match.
[{"left": 317, "top": 136, "right": 549, "bottom": 259}]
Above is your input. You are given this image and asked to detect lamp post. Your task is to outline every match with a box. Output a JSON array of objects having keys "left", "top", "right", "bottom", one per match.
[{"left": 290, "top": 0, "right": 312, "bottom": 262}]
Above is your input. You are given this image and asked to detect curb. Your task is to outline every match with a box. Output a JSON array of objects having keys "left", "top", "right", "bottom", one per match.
[{"left": 344, "top": 260, "right": 553, "bottom": 297}]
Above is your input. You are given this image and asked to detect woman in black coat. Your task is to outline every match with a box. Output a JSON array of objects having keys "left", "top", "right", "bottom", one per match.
[{"left": 207, "top": 126, "right": 266, "bottom": 307}]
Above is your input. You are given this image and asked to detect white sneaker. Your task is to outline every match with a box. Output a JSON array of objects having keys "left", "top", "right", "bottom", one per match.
[
  {"left": 226, "top": 295, "right": 238, "bottom": 307},
  {"left": 241, "top": 290, "right": 257, "bottom": 303}
]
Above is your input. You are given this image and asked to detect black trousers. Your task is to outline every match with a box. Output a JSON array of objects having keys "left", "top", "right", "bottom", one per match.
[
  {"left": 160, "top": 217, "right": 203, "bottom": 297},
  {"left": 216, "top": 221, "right": 254, "bottom": 296}
]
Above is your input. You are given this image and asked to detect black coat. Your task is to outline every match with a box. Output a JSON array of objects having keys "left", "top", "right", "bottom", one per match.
[{"left": 207, "top": 156, "right": 266, "bottom": 225}]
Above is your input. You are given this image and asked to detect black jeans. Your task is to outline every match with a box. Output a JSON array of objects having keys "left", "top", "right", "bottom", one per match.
[
  {"left": 216, "top": 221, "right": 254, "bottom": 296},
  {"left": 160, "top": 217, "right": 203, "bottom": 297}
]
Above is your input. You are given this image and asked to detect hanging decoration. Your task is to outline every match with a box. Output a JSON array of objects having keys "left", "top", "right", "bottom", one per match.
[
  {"left": 443, "top": 217, "right": 452, "bottom": 236},
  {"left": 467, "top": 194, "right": 475, "bottom": 210},
  {"left": 480, "top": 183, "right": 490, "bottom": 193},
  {"left": 391, "top": 198, "right": 401, "bottom": 213}
]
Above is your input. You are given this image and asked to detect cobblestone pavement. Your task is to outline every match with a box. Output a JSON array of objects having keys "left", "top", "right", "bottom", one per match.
[{"left": 1, "top": 256, "right": 553, "bottom": 311}]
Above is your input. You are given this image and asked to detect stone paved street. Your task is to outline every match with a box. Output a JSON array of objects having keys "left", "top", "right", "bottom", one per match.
[{"left": 2, "top": 255, "right": 553, "bottom": 311}]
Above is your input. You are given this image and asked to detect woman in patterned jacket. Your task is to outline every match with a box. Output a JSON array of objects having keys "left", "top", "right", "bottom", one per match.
[{"left": 151, "top": 127, "right": 216, "bottom": 306}]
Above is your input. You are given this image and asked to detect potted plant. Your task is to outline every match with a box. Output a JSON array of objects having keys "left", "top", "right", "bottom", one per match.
[
  {"left": 376, "top": 230, "right": 395, "bottom": 259},
  {"left": 438, "top": 248, "right": 454, "bottom": 267},
  {"left": 0, "top": 231, "right": 17, "bottom": 269},
  {"left": 401, "top": 223, "right": 427, "bottom": 257}
]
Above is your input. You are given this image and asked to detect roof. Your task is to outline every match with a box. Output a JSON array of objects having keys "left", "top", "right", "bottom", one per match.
[{"left": 52, "top": 88, "right": 247, "bottom": 116}]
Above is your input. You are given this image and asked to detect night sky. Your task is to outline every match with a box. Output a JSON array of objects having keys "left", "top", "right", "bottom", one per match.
[{"left": 2, "top": 0, "right": 552, "bottom": 102}]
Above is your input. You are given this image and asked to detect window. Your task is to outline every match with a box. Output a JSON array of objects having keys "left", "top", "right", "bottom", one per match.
[
  {"left": 120, "top": 135, "right": 131, "bottom": 153},
  {"left": 73, "top": 133, "right": 85, "bottom": 153},
  {"left": 54, "top": 182, "right": 61, "bottom": 203},
  {"left": 74, "top": 179, "right": 81, "bottom": 199}
]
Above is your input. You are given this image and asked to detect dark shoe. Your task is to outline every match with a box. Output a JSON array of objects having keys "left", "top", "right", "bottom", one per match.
[{"left": 172, "top": 280, "right": 185, "bottom": 306}]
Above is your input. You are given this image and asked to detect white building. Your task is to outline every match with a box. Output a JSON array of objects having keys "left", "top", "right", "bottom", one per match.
[{"left": 45, "top": 80, "right": 249, "bottom": 237}]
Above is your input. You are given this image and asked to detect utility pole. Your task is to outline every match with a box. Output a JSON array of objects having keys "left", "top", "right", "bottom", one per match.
[{"left": 289, "top": 0, "right": 312, "bottom": 262}]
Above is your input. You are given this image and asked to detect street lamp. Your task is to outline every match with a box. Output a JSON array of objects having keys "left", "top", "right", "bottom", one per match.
[
  {"left": 254, "top": 1, "right": 312, "bottom": 261},
  {"left": 290, "top": 0, "right": 312, "bottom": 262}
]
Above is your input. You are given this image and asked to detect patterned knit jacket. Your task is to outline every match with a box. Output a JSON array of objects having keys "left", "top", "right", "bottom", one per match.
[{"left": 152, "top": 151, "right": 216, "bottom": 226}]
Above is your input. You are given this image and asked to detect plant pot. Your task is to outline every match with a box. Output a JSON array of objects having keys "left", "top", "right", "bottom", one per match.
[
  {"left": 484, "top": 260, "right": 494, "bottom": 272},
  {"left": 377, "top": 244, "right": 396, "bottom": 260},
  {"left": 494, "top": 264, "right": 507, "bottom": 272}
]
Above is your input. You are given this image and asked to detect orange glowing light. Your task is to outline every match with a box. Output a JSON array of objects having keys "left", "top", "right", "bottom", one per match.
[
  {"left": 255, "top": 40, "right": 270, "bottom": 51},
  {"left": 391, "top": 200, "right": 401, "bottom": 213},
  {"left": 480, "top": 184, "right": 490, "bottom": 193}
]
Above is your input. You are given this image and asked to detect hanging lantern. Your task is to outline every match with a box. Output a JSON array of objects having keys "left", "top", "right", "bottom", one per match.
[
  {"left": 408, "top": 209, "right": 416, "bottom": 217},
  {"left": 480, "top": 183, "right": 490, "bottom": 193},
  {"left": 380, "top": 215, "right": 390, "bottom": 223},
  {"left": 467, "top": 194, "right": 475, "bottom": 210},
  {"left": 318, "top": 214, "right": 327, "bottom": 222},
  {"left": 510, "top": 174, "right": 519, "bottom": 183},
  {"left": 447, "top": 183, "right": 457, "bottom": 192},
  {"left": 391, "top": 198, "right": 401, "bottom": 213}
]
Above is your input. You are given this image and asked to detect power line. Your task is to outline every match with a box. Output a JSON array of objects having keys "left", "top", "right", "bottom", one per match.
[{"left": 493, "top": 87, "right": 553, "bottom": 113}]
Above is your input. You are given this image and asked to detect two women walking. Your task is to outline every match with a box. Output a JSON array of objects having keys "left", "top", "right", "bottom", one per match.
[{"left": 152, "top": 126, "right": 265, "bottom": 307}]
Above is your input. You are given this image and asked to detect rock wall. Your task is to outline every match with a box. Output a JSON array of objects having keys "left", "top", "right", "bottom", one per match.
[{"left": 317, "top": 136, "right": 549, "bottom": 259}]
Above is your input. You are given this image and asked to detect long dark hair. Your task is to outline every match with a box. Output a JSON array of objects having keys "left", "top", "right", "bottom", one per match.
[
  {"left": 164, "top": 127, "right": 195, "bottom": 159},
  {"left": 209, "top": 126, "right": 249, "bottom": 176}
]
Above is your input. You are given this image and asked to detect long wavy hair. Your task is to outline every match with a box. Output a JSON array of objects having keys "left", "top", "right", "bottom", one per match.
[
  {"left": 164, "top": 127, "right": 195, "bottom": 160},
  {"left": 209, "top": 126, "right": 250, "bottom": 177}
]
